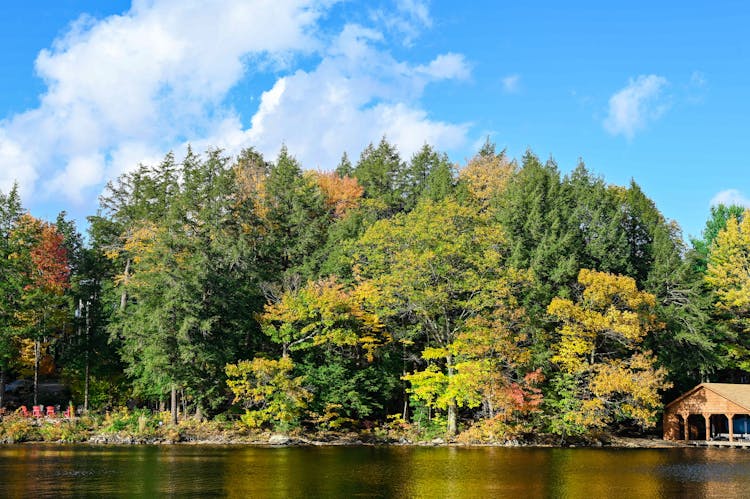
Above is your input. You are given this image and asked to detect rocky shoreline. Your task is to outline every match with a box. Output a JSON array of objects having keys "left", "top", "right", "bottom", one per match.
[
  {"left": 0, "top": 410, "right": 686, "bottom": 448},
  {"left": 3, "top": 431, "right": 685, "bottom": 449}
]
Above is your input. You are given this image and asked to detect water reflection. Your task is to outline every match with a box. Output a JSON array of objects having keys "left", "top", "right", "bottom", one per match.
[{"left": 1, "top": 445, "right": 750, "bottom": 497}]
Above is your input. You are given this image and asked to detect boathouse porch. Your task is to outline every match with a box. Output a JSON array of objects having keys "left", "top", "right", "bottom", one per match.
[{"left": 663, "top": 383, "right": 750, "bottom": 443}]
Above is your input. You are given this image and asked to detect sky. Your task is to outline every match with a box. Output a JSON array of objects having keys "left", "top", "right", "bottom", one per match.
[{"left": 0, "top": 1, "right": 748, "bottom": 240}]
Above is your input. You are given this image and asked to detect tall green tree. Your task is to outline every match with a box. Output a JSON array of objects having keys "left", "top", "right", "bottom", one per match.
[
  {"left": 398, "top": 144, "right": 455, "bottom": 211},
  {"left": 261, "top": 146, "right": 330, "bottom": 280},
  {"left": 0, "top": 185, "right": 23, "bottom": 407},
  {"left": 353, "top": 137, "right": 405, "bottom": 214},
  {"left": 106, "top": 148, "right": 260, "bottom": 420}
]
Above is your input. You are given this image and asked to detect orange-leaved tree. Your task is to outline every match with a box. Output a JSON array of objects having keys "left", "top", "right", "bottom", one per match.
[{"left": 12, "top": 214, "right": 70, "bottom": 405}]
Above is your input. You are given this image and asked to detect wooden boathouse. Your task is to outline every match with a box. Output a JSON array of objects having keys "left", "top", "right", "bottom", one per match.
[{"left": 663, "top": 383, "right": 750, "bottom": 442}]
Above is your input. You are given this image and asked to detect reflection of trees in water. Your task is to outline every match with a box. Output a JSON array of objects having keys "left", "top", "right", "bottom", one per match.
[{"left": 2, "top": 447, "right": 750, "bottom": 496}]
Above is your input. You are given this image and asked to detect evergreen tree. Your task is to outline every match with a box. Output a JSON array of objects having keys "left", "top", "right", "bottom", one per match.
[
  {"left": 353, "top": 137, "right": 405, "bottom": 214},
  {"left": 262, "top": 145, "right": 330, "bottom": 280},
  {"left": 0, "top": 185, "right": 23, "bottom": 407},
  {"left": 334, "top": 152, "right": 354, "bottom": 178}
]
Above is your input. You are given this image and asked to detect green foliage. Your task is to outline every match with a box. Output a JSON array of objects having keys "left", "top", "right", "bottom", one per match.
[
  {"left": 691, "top": 204, "right": 745, "bottom": 272},
  {"left": 2, "top": 140, "right": 740, "bottom": 443},
  {"left": 299, "top": 351, "right": 399, "bottom": 422}
]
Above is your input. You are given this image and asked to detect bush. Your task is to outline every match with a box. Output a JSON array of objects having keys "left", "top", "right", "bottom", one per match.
[
  {"left": 0, "top": 416, "right": 41, "bottom": 443},
  {"left": 456, "top": 415, "right": 520, "bottom": 444}
]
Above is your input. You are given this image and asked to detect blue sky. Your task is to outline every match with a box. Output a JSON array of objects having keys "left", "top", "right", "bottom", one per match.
[{"left": 0, "top": 1, "right": 747, "bottom": 239}]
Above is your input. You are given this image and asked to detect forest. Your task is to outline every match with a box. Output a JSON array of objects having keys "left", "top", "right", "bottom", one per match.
[{"left": 0, "top": 137, "right": 747, "bottom": 442}]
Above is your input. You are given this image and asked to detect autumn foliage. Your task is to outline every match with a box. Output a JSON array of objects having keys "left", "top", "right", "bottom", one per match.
[{"left": 2, "top": 138, "right": 737, "bottom": 444}]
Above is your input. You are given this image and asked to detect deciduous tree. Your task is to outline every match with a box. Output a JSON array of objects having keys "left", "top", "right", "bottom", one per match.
[{"left": 546, "top": 269, "right": 670, "bottom": 439}]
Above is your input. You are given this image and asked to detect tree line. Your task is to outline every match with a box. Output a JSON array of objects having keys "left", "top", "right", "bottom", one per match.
[{"left": 0, "top": 138, "right": 747, "bottom": 440}]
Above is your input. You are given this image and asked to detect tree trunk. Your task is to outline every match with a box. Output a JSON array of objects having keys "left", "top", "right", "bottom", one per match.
[
  {"left": 194, "top": 405, "right": 203, "bottom": 422},
  {"left": 34, "top": 339, "right": 40, "bottom": 406},
  {"left": 120, "top": 259, "right": 130, "bottom": 310},
  {"left": 446, "top": 354, "right": 457, "bottom": 436},
  {"left": 84, "top": 358, "right": 90, "bottom": 413},
  {"left": 84, "top": 301, "right": 90, "bottom": 413},
  {"left": 0, "top": 367, "right": 5, "bottom": 409},
  {"left": 171, "top": 385, "right": 178, "bottom": 425},
  {"left": 181, "top": 388, "right": 187, "bottom": 417}
]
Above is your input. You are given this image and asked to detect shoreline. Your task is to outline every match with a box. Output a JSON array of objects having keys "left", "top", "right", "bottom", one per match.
[
  {"left": 0, "top": 412, "right": 689, "bottom": 449},
  {"left": 0, "top": 433, "right": 688, "bottom": 449}
]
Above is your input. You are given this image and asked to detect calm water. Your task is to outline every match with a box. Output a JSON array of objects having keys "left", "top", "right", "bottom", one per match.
[{"left": 1, "top": 444, "right": 749, "bottom": 498}]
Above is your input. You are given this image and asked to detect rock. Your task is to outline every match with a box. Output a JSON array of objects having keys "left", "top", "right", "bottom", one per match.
[
  {"left": 431, "top": 438, "right": 445, "bottom": 445},
  {"left": 269, "top": 434, "right": 291, "bottom": 445}
]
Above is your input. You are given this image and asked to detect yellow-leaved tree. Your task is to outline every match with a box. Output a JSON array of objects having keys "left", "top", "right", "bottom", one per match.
[
  {"left": 225, "top": 357, "right": 311, "bottom": 431},
  {"left": 705, "top": 209, "right": 750, "bottom": 371},
  {"left": 547, "top": 269, "right": 670, "bottom": 440},
  {"left": 228, "top": 277, "right": 390, "bottom": 430},
  {"left": 353, "top": 197, "right": 537, "bottom": 436}
]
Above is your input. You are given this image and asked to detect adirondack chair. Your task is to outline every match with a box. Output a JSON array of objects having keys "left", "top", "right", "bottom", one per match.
[
  {"left": 32, "top": 405, "right": 43, "bottom": 417},
  {"left": 19, "top": 405, "right": 28, "bottom": 417},
  {"left": 46, "top": 406, "right": 55, "bottom": 417}
]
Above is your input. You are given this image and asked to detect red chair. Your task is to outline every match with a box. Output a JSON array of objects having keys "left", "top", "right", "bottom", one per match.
[
  {"left": 64, "top": 406, "right": 74, "bottom": 418},
  {"left": 46, "top": 406, "right": 55, "bottom": 417},
  {"left": 32, "top": 405, "right": 43, "bottom": 417},
  {"left": 19, "top": 405, "right": 28, "bottom": 417}
]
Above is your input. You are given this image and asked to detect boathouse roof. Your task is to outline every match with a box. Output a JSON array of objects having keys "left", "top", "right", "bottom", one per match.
[{"left": 665, "top": 383, "right": 750, "bottom": 412}]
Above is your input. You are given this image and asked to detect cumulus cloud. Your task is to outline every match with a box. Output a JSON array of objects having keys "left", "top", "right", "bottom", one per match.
[
  {"left": 603, "top": 75, "right": 669, "bottom": 139},
  {"left": 1, "top": 0, "right": 328, "bottom": 203},
  {"left": 710, "top": 189, "right": 750, "bottom": 208},
  {"left": 0, "top": 0, "right": 471, "bottom": 208},
  {"left": 0, "top": 131, "right": 37, "bottom": 198},
  {"left": 244, "top": 24, "right": 470, "bottom": 168},
  {"left": 501, "top": 74, "right": 520, "bottom": 94}
]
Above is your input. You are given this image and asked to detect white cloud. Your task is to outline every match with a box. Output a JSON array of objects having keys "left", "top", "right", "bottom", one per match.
[
  {"left": 416, "top": 53, "right": 470, "bottom": 81},
  {"left": 398, "top": 0, "right": 432, "bottom": 29},
  {"left": 371, "top": 0, "right": 432, "bottom": 46},
  {"left": 0, "top": 0, "right": 470, "bottom": 208},
  {"left": 0, "top": 131, "right": 37, "bottom": 198},
  {"left": 501, "top": 74, "right": 520, "bottom": 94},
  {"left": 603, "top": 74, "right": 669, "bottom": 139},
  {"left": 710, "top": 189, "right": 750, "bottom": 208},
  {"left": 45, "top": 153, "right": 105, "bottom": 204},
  {"left": 244, "top": 24, "right": 470, "bottom": 168},
  {"left": 0, "top": 0, "right": 330, "bottom": 203}
]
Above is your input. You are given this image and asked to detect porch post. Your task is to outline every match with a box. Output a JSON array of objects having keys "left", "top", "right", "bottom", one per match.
[
  {"left": 728, "top": 414, "right": 735, "bottom": 442},
  {"left": 682, "top": 413, "right": 690, "bottom": 441},
  {"left": 703, "top": 413, "right": 711, "bottom": 441}
]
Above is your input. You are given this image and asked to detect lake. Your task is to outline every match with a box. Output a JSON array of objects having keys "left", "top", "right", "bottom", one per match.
[{"left": 1, "top": 444, "right": 749, "bottom": 497}]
